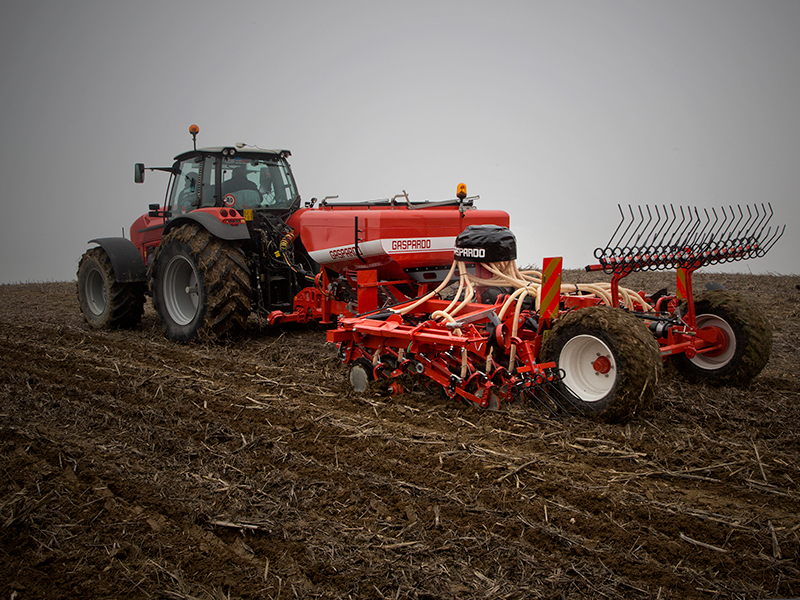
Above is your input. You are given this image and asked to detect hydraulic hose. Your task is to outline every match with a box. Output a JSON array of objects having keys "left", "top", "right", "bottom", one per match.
[{"left": 429, "top": 259, "right": 654, "bottom": 329}]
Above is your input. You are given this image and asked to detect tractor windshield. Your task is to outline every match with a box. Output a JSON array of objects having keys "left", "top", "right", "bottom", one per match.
[{"left": 220, "top": 156, "right": 298, "bottom": 211}]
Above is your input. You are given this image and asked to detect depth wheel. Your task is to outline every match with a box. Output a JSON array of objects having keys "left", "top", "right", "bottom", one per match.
[
  {"left": 77, "top": 247, "right": 144, "bottom": 329},
  {"left": 673, "top": 291, "right": 772, "bottom": 386},
  {"left": 151, "top": 223, "right": 251, "bottom": 342},
  {"left": 541, "top": 306, "right": 663, "bottom": 422},
  {"left": 348, "top": 358, "right": 375, "bottom": 393}
]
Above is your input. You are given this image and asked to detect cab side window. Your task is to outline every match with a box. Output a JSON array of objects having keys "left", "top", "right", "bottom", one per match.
[
  {"left": 201, "top": 156, "right": 218, "bottom": 207},
  {"left": 168, "top": 160, "right": 201, "bottom": 215}
]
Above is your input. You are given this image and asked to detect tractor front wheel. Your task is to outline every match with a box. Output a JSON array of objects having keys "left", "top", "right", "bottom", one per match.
[
  {"left": 151, "top": 224, "right": 251, "bottom": 342},
  {"left": 673, "top": 291, "right": 772, "bottom": 386},
  {"left": 77, "top": 247, "right": 145, "bottom": 329},
  {"left": 541, "top": 306, "right": 663, "bottom": 422}
]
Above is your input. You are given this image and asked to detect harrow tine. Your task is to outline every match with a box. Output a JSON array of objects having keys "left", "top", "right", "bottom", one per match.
[
  {"left": 740, "top": 206, "right": 759, "bottom": 243},
  {"left": 690, "top": 207, "right": 710, "bottom": 248},
  {"left": 512, "top": 387, "right": 565, "bottom": 425},
  {"left": 671, "top": 206, "right": 694, "bottom": 255},
  {"left": 633, "top": 205, "right": 653, "bottom": 249},
  {"left": 758, "top": 224, "right": 786, "bottom": 257},
  {"left": 522, "top": 375, "right": 589, "bottom": 419},
  {"left": 729, "top": 205, "right": 746, "bottom": 244},
  {"left": 643, "top": 205, "right": 665, "bottom": 258},
  {"left": 729, "top": 206, "right": 755, "bottom": 262},
  {"left": 664, "top": 205, "right": 686, "bottom": 249},
  {"left": 738, "top": 204, "right": 756, "bottom": 240},
  {"left": 683, "top": 206, "right": 703, "bottom": 251},
  {"left": 748, "top": 203, "right": 771, "bottom": 241},
  {"left": 618, "top": 204, "right": 638, "bottom": 249},
  {"left": 754, "top": 204, "right": 784, "bottom": 257},
  {"left": 596, "top": 205, "right": 626, "bottom": 261},
  {"left": 700, "top": 207, "right": 724, "bottom": 258},
  {"left": 595, "top": 203, "right": 784, "bottom": 274},
  {"left": 550, "top": 382, "right": 590, "bottom": 415},
  {"left": 538, "top": 386, "right": 573, "bottom": 416},
  {"left": 711, "top": 207, "right": 728, "bottom": 246},
  {"left": 711, "top": 205, "right": 732, "bottom": 246},
  {"left": 650, "top": 205, "right": 672, "bottom": 252},
  {"left": 522, "top": 388, "right": 563, "bottom": 420},
  {"left": 607, "top": 204, "right": 626, "bottom": 244}
]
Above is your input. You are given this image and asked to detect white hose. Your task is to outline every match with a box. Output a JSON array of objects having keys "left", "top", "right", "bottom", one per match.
[{"left": 428, "top": 259, "right": 653, "bottom": 329}]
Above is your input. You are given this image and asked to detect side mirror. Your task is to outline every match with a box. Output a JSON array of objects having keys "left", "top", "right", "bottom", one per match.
[
  {"left": 134, "top": 163, "right": 145, "bottom": 183},
  {"left": 148, "top": 204, "right": 171, "bottom": 219}
]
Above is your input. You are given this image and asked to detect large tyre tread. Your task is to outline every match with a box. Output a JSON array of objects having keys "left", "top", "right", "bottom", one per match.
[
  {"left": 674, "top": 290, "right": 772, "bottom": 386},
  {"left": 151, "top": 224, "right": 251, "bottom": 341},
  {"left": 77, "top": 247, "right": 145, "bottom": 330},
  {"left": 542, "top": 306, "right": 663, "bottom": 423}
]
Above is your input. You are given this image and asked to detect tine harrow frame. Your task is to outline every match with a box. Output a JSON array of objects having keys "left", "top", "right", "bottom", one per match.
[
  {"left": 587, "top": 203, "right": 785, "bottom": 323},
  {"left": 594, "top": 203, "right": 785, "bottom": 274}
]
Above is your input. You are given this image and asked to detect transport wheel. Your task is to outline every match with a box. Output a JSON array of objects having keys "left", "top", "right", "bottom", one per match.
[
  {"left": 541, "top": 306, "right": 663, "bottom": 422},
  {"left": 151, "top": 223, "right": 251, "bottom": 342},
  {"left": 77, "top": 247, "right": 145, "bottom": 329},
  {"left": 673, "top": 291, "right": 772, "bottom": 386}
]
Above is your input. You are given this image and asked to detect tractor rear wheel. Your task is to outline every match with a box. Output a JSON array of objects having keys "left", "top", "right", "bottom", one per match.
[
  {"left": 541, "top": 305, "right": 662, "bottom": 422},
  {"left": 673, "top": 290, "right": 772, "bottom": 386},
  {"left": 77, "top": 247, "right": 145, "bottom": 329},
  {"left": 151, "top": 223, "right": 251, "bottom": 342}
]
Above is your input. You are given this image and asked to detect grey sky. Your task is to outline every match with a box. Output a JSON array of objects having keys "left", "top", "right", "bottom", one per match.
[{"left": 1, "top": 0, "right": 798, "bottom": 283}]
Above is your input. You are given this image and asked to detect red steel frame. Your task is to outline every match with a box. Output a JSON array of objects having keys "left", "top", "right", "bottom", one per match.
[
  {"left": 327, "top": 253, "right": 736, "bottom": 408},
  {"left": 329, "top": 295, "right": 561, "bottom": 408}
]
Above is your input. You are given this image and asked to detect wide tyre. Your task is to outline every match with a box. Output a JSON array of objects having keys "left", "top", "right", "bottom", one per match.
[
  {"left": 673, "top": 290, "right": 772, "bottom": 386},
  {"left": 151, "top": 224, "right": 251, "bottom": 342},
  {"left": 77, "top": 247, "right": 145, "bottom": 329},
  {"left": 541, "top": 306, "right": 663, "bottom": 422}
]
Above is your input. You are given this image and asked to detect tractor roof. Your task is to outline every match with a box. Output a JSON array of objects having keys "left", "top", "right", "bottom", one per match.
[{"left": 174, "top": 147, "right": 292, "bottom": 161}]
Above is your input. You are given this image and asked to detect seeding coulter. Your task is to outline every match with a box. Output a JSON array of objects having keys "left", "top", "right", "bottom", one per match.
[
  {"left": 328, "top": 204, "right": 783, "bottom": 422},
  {"left": 77, "top": 125, "right": 784, "bottom": 421}
]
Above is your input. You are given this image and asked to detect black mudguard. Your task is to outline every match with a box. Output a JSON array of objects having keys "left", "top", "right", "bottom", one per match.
[
  {"left": 164, "top": 213, "right": 252, "bottom": 242},
  {"left": 89, "top": 237, "right": 147, "bottom": 283}
]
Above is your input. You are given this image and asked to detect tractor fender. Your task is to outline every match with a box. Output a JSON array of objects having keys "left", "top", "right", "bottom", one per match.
[
  {"left": 88, "top": 237, "right": 147, "bottom": 283},
  {"left": 164, "top": 213, "right": 252, "bottom": 242}
]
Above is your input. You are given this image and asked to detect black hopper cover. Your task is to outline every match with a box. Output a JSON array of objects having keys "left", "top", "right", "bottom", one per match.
[{"left": 455, "top": 225, "right": 517, "bottom": 263}]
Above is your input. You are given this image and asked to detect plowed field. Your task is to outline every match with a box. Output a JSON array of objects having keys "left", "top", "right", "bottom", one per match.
[{"left": 1, "top": 272, "right": 799, "bottom": 599}]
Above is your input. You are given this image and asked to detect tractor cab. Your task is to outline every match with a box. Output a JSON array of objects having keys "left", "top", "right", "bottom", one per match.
[
  {"left": 131, "top": 125, "right": 301, "bottom": 269},
  {"left": 164, "top": 147, "right": 299, "bottom": 217}
]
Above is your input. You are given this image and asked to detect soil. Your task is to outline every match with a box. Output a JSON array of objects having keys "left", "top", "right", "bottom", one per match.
[{"left": 1, "top": 271, "right": 799, "bottom": 599}]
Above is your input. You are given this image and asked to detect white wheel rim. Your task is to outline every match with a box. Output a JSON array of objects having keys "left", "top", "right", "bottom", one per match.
[
  {"left": 690, "top": 314, "right": 736, "bottom": 369},
  {"left": 163, "top": 255, "right": 199, "bottom": 326},
  {"left": 84, "top": 266, "right": 107, "bottom": 316},
  {"left": 560, "top": 334, "right": 616, "bottom": 403}
]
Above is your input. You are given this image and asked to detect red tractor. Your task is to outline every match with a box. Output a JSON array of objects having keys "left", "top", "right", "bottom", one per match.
[{"left": 77, "top": 125, "right": 509, "bottom": 342}]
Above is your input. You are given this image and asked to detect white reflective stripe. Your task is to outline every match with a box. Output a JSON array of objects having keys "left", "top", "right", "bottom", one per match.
[
  {"left": 309, "top": 236, "right": 456, "bottom": 265},
  {"left": 308, "top": 240, "right": 383, "bottom": 264}
]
